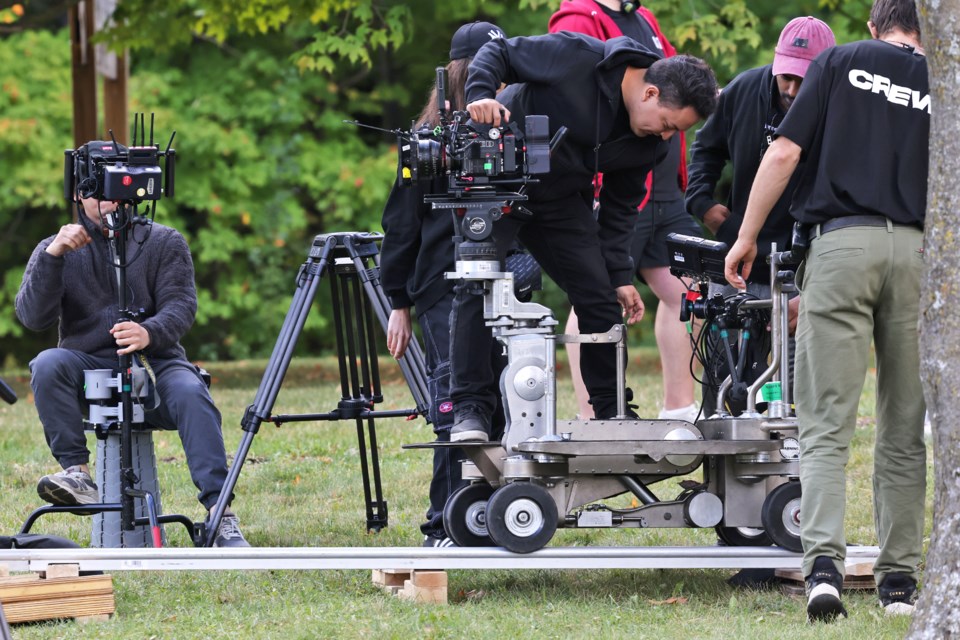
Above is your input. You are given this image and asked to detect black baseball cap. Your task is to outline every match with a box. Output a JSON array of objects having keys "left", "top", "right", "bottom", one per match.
[{"left": 449, "top": 21, "right": 507, "bottom": 61}]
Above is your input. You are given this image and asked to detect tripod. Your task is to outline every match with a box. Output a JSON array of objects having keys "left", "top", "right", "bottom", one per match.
[
  {"left": 205, "top": 232, "right": 430, "bottom": 545},
  {"left": 20, "top": 203, "right": 195, "bottom": 544}
]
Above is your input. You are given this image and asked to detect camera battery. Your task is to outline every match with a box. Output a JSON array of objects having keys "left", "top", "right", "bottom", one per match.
[{"left": 103, "top": 164, "right": 163, "bottom": 201}]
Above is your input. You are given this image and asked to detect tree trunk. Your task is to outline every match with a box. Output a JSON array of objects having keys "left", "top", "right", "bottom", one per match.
[{"left": 910, "top": 1, "right": 960, "bottom": 637}]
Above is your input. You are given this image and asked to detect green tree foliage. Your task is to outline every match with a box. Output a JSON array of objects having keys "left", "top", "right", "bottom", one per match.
[{"left": 0, "top": 1, "right": 879, "bottom": 364}]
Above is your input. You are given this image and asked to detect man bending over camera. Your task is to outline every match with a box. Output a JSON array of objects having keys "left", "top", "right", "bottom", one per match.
[{"left": 449, "top": 32, "right": 718, "bottom": 441}]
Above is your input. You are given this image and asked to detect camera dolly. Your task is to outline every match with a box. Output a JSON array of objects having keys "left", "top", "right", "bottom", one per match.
[{"left": 407, "top": 234, "right": 802, "bottom": 554}]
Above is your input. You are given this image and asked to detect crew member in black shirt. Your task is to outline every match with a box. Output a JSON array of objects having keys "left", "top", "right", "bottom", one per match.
[{"left": 724, "top": 0, "right": 929, "bottom": 622}]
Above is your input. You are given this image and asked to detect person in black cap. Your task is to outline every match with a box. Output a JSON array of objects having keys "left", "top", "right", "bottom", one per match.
[{"left": 380, "top": 21, "right": 509, "bottom": 547}]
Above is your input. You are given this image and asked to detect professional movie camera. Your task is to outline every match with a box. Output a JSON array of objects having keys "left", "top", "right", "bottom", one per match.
[
  {"left": 396, "top": 68, "right": 552, "bottom": 206},
  {"left": 63, "top": 114, "right": 176, "bottom": 205}
]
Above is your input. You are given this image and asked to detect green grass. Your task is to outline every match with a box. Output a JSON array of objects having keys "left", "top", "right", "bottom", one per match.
[{"left": 0, "top": 352, "right": 932, "bottom": 639}]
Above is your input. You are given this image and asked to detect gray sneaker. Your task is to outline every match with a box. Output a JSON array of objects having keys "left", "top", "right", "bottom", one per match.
[
  {"left": 450, "top": 404, "right": 491, "bottom": 442},
  {"left": 37, "top": 466, "right": 99, "bottom": 506},
  {"left": 212, "top": 514, "right": 251, "bottom": 548}
]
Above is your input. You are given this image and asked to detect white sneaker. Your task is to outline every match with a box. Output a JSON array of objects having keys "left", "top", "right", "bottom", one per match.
[{"left": 658, "top": 402, "right": 700, "bottom": 423}]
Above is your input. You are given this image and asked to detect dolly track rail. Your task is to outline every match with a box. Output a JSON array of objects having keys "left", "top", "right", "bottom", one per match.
[{"left": 0, "top": 545, "right": 879, "bottom": 573}]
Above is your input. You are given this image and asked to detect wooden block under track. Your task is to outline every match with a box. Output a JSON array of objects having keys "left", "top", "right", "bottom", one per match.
[
  {"left": 397, "top": 579, "right": 447, "bottom": 605},
  {"left": 372, "top": 569, "right": 410, "bottom": 590},
  {"left": 0, "top": 573, "right": 115, "bottom": 624}
]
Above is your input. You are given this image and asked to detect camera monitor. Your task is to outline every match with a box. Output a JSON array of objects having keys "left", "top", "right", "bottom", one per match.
[{"left": 667, "top": 232, "right": 728, "bottom": 284}]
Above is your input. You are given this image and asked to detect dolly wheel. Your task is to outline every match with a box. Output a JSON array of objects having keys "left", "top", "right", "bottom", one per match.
[
  {"left": 760, "top": 481, "right": 803, "bottom": 552},
  {"left": 442, "top": 483, "right": 495, "bottom": 547},
  {"left": 486, "top": 482, "right": 558, "bottom": 554},
  {"left": 715, "top": 525, "right": 773, "bottom": 547}
]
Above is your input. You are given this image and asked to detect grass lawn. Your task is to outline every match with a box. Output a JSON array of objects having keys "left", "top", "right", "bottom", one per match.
[{"left": 0, "top": 349, "right": 932, "bottom": 639}]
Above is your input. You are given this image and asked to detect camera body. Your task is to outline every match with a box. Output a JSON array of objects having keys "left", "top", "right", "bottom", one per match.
[
  {"left": 64, "top": 122, "right": 176, "bottom": 204},
  {"left": 398, "top": 113, "right": 550, "bottom": 194},
  {"left": 397, "top": 67, "right": 552, "bottom": 206}
]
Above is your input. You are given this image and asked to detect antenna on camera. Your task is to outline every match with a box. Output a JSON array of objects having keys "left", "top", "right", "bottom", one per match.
[
  {"left": 149, "top": 113, "right": 155, "bottom": 147},
  {"left": 139, "top": 113, "right": 146, "bottom": 147},
  {"left": 164, "top": 131, "right": 176, "bottom": 155},
  {"left": 108, "top": 128, "right": 120, "bottom": 149},
  {"left": 132, "top": 116, "right": 138, "bottom": 149},
  {"left": 436, "top": 67, "right": 448, "bottom": 122}
]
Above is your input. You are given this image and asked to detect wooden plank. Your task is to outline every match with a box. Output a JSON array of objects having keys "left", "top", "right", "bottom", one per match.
[
  {"left": 0, "top": 575, "right": 113, "bottom": 602},
  {"left": 372, "top": 569, "right": 409, "bottom": 589},
  {"left": 0, "top": 574, "right": 115, "bottom": 624},
  {"left": 397, "top": 579, "right": 447, "bottom": 605},
  {"left": 3, "top": 594, "right": 115, "bottom": 624},
  {"left": 43, "top": 564, "right": 80, "bottom": 580},
  {"left": 411, "top": 571, "right": 448, "bottom": 588}
]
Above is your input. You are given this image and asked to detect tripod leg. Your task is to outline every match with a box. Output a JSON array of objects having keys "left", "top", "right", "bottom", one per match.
[
  {"left": 205, "top": 236, "right": 337, "bottom": 546},
  {"left": 349, "top": 235, "right": 431, "bottom": 415}
]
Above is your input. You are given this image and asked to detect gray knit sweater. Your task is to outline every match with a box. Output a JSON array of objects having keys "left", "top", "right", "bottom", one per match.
[{"left": 16, "top": 222, "right": 196, "bottom": 361}]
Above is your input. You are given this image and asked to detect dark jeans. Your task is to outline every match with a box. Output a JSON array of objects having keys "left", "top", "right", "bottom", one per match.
[
  {"left": 29, "top": 348, "right": 229, "bottom": 509},
  {"left": 418, "top": 296, "right": 505, "bottom": 539},
  {"left": 450, "top": 192, "right": 626, "bottom": 418}
]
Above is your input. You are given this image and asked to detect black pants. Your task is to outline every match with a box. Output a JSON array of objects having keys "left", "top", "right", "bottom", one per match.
[
  {"left": 450, "top": 192, "right": 626, "bottom": 418},
  {"left": 418, "top": 296, "right": 505, "bottom": 539}
]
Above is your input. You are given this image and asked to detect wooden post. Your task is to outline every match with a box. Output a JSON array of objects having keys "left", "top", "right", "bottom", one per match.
[
  {"left": 102, "top": 51, "right": 128, "bottom": 144},
  {"left": 69, "top": 0, "right": 98, "bottom": 147},
  {"left": 96, "top": 0, "right": 127, "bottom": 144}
]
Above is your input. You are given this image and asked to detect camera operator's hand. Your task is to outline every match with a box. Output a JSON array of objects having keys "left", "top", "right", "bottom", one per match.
[
  {"left": 111, "top": 321, "right": 151, "bottom": 355},
  {"left": 467, "top": 99, "right": 510, "bottom": 126},
  {"left": 724, "top": 238, "right": 757, "bottom": 290},
  {"left": 387, "top": 308, "right": 413, "bottom": 359},
  {"left": 616, "top": 285, "right": 645, "bottom": 324},
  {"left": 45, "top": 224, "right": 92, "bottom": 257},
  {"left": 702, "top": 204, "right": 731, "bottom": 235}
]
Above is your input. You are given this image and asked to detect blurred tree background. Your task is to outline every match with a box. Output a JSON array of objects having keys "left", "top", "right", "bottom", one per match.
[{"left": 0, "top": 0, "right": 871, "bottom": 365}]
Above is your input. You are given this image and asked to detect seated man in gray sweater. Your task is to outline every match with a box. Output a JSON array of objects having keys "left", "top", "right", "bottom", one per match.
[{"left": 15, "top": 186, "right": 248, "bottom": 547}]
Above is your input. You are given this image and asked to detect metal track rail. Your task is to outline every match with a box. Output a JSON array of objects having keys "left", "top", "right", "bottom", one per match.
[{"left": 0, "top": 545, "right": 879, "bottom": 573}]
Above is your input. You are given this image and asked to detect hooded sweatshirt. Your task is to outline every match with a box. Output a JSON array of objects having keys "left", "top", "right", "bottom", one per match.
[
  {"left": 465, "top": 31, "right": 666, "bottom": 286},
  {"left": 548, "top": 0, "right": 688, "bottom": 200}
]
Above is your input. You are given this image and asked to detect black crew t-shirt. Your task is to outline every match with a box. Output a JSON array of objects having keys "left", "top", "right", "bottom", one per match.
[
  {"left": 776, "top": 39, "right": 929, "bottom": 226},
  {"left": 599, "top": 3, "right": 683, "bottom": 201}
]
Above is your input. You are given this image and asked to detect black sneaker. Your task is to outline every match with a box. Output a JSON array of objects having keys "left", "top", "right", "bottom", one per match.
[
  {"left": 878, "top": 572, "right": 918, "bottom": 616},
  {"left": 806, "top": 556, "right": 847, "bottom": 622},
  {"left": 423, "top": 535, "right": 457, "bottom": 548},
  {"left": 450, "top": 404, "right": 491, "bottom": 442},
  {"left": 212, "top": 514, "right": 251, "bottom": 548},
  {"left": 37, "top": 466, "right": 99, "bottom": 506}
]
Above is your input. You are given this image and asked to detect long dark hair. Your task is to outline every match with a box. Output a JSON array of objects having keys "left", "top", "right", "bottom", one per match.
[{"left": 415, "top": 58, "right": 471, "bottom": 128}]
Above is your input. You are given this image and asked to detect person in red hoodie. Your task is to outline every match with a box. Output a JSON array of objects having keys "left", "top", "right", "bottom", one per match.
[{"left": 550, "top": 0, "right": 701, "bottom": 423}]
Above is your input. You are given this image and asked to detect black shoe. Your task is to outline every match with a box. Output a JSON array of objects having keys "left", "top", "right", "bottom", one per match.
[
  {"left": 37, "top": 466, "right": 99, "bottom": 506},
  {"left": 806, "top": 556, "right": 847, "bottom": 622},
  {"left": 211, "top": 514, "right": 251, "bottom": 548},
  {"left": 451, "top": 404, "right": 491, "bottom": 442},
  {"left": 592, "top": 404, "right": 639, "bottom": 420},
  {"left": 878, "top": 572, "right": 918, "bottom": 616},
  {"left": 423, "top": 535, "right": 457, "bottom": 548}
]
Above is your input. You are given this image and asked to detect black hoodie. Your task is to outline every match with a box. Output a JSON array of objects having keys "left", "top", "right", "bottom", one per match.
[
  {"left": 685, "top": 64, "right": 797, "bottom": 283},
  {"left": 466, "top": 32, "right": 665, "bottom": 287}
]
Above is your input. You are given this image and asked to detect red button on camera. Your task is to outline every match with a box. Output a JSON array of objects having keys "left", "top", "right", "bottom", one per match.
[{"left": 122, "top": 176, "right": 133, "bottom": 186}]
